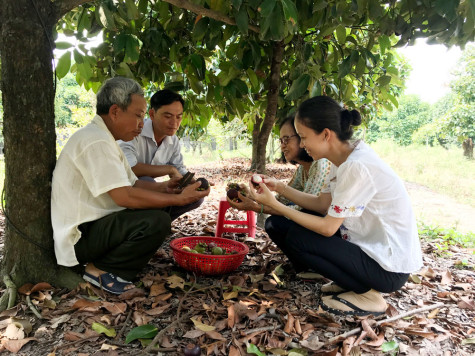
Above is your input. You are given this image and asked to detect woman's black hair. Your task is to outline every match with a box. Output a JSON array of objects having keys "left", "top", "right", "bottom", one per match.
[
  {"left": 279, "top": 115, "right": 313, "bottom": 164},
  {"left": 296, "top": 96, "right": 362, "bottom": 141}
]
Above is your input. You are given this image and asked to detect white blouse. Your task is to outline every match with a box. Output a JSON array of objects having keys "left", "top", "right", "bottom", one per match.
[{"left": 327, "top": 141, "right": 423, "bottom": 273}]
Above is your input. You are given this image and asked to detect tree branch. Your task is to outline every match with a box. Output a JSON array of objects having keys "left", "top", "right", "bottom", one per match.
[
  {"left": 57, "top": 0, "right": 91, "bottom": 20},
  {"left": 162, "top": 0, "right": 259, "bottom": 33},
  {"left": 325, "top": 302, "right": 446, "bottom": 345}
]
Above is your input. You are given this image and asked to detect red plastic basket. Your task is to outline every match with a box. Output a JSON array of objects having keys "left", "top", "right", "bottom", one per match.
[{"left": 170, "top": 236, "right": 249, "bottom": 275}]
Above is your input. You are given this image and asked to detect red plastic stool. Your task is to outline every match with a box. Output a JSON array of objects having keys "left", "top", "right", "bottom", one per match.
[{"left": 215, "top": 196, "right": 256, "bottom": 238}]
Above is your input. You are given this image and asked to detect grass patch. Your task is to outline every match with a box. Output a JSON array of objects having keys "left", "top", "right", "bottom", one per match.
[
  {"left": 370, "top": 140, "right": 475, "bottom": 207},
  {"left": 418, "top": 222, "right": 475, "bottom": 269},
  {"left": 419, "top": 222, "right": 475, "bottom": 249}
]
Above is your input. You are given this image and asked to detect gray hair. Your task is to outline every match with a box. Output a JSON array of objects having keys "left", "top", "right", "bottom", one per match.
[{"left": 96, "top": 77, "right": 144, "bottom": 115}]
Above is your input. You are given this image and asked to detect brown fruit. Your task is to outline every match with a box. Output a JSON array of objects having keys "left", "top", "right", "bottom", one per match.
[
  {"left": 227, "top": 188, "right": 241, "bottom": 202},
  {"left": 184, "top": 343, "right": 201, "bottom": 356},
  {"left": 196, "top": 177, "right": 209, "bottom": 191}
]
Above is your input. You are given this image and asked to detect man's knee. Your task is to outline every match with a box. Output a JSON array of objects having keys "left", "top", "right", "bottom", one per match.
[{"left": 140, "top": 209, "right": 172, "bottom": 237}]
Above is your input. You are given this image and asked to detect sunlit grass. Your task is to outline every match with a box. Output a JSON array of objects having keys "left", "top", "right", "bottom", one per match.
[
  {"left": 182, "top": 144, "right": 254, "bottom": 165},
  {"left": 370, "top": 139, "right": 475, "bottom": 207}
]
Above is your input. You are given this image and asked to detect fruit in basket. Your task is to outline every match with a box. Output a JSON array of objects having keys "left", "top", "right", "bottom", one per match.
[
  {"left": 196, "top": 177, "right": 209, "bottom": 191},
  {"left": 184, "top": 343, "right": 201, "bottom": 356},
  {"left": 182, "top": 246, "right": 198, "bottom": 253},
  {"left": 194, "top": 243, "right": 207, "bottom": 254},
  {"left": 211, "top": 246, "right": 224, "bottom": 255},
  {"left": 171, "top": 237, "right": 249, "bottom": 275}
]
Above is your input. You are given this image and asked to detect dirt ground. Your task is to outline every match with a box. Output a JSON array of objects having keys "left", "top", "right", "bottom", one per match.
[
  {"left": 0, "top": 158, "right": 473, "bottom": 355},
  {"left": 404, "top": 181, "right": 475, "bottom": 234}
]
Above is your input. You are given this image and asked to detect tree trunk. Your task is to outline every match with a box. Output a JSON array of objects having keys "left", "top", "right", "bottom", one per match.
[
  {"left": 462, "top": 138, "right": 473, "bottom": 159},
  {"left": 0, "top": 0, "right": 81, "bottom": 289},
  {"left": 250, "top": 41, "right": 284, "bottom": 173}
]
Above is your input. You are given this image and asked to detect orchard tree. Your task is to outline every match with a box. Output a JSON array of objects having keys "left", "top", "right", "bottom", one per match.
[
  {"left": 413, "top": 43, "right": 475, "bottom": 155},
  {"left": 367, "top": 95, "right": 431, "bottom": 145},
  {"left": 0, "top": 0, "right": 474, "bottom": 301},
  {"left": 439, "top": 43, "right": 475, "bottom": 158}
]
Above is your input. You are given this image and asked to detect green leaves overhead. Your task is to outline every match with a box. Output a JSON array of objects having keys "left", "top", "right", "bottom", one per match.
[
  {"left": 335, "top": 25, "right": 347, "bottom": 45},
  {"left": 285, "top": 74, "right": 310, "bottom": 101},
  {"left": 55, "top": 0, "right": 474, "bottom": 132},
  {"left": 193, "top": 17, "right": 209, "bottom": 42},
  {"left": 234, "top": 6, "right": 249, "bottom": 35},
  {"left": 113, "top": 34, "right": 141, "bottom": 63},
  {"left": 281, "top": 0, "right": 298, "bottom": 25},
  {"left": 56, "top": 52, "right": 71, "bottom": 79},
  {"left": 96, "top": 4, "right": 116, "bottom": 30}
]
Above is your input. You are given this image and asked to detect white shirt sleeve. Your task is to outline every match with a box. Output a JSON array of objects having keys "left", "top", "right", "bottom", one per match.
[
  {"left": 328, "top": 161, "right": 377, "bottom": 218},
  {"left": 76, "top": 141, "right": 133, "bottom": 197},
  {"left": 118, "top": 139, "right": 139, "bottom": 168},
  {"left": 167, "top": 138, "right": 187, "bottom": 175}
]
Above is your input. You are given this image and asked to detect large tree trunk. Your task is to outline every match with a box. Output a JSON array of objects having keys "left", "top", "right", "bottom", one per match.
[
  {"left": 0, "top": 0, "right": 81, "bottom": 290},
  {"left": 250, "top": 41, "right": 284, "bottom": 173}
]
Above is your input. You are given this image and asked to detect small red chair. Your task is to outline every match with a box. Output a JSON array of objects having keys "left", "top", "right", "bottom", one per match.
[{"left": 215, "top": 196, "right": 256, "bottom": 238}]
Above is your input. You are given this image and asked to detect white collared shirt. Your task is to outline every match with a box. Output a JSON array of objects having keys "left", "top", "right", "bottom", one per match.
[
  {"left": 327, "top": 140, "right": 423, "bottom": 273},
  {"left": 118, "top": 118, "right": 187, "bottom": 175},
  {"left": 51, "top": 115, "right": 137, "bottom": 266}
]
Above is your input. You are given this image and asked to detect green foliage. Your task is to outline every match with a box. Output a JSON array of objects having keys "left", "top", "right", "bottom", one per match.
[
  {"left": 419, "top": 222, "right": 475, "bottom": 250},
  {"left": 54, "top": 73, "right": 95, "bottom": 128},
  {"left": 125, "top": 324, "right": 158, "bottom": 344},
  {"left": 53, "top": 0, "right": 475, "bottom": 134},
  {"left": 367, "top": 95, "right": 430, "bottom": 145},
  {"left": 49, "top": 0, "right": 474, "bottom": 171},
  {"left": 246, "top": 343, "right": 266, "bottom": 356},
  {"left": 91, "top": 322, "right": 116, "bottom": 337},
  {"left": 381, "top": 340, "right": 399, "bottom": 353},
  {"left": 413, "top": 44, "right": 475, "bottom": 147}
]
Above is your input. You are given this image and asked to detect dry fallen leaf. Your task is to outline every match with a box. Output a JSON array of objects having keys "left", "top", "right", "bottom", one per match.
[
  {"left": 4, "top": 324, "right": 25, "bottom": 340},
  {"left": 1, "top": 337, "right": 37, "bottom": 353},
  {"left": 191, "top": 317, "right": 216, "bottom": 331}
]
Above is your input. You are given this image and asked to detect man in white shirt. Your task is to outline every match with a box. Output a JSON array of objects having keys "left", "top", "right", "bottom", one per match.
[
  {"left": 51, "top": 77, "right": 210, "bottom": 295},
  {"left": 119, "top": 90, "right": 203, "bottom": 219}
]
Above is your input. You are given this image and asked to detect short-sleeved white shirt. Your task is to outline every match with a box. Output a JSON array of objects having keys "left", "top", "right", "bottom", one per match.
[
  {"left": 51, "top": 115, "right": 138, "bottom": 266},
  {"left": 118, "top": 118, "right": 187, "bottom": 175},
  {"left": 327, "top": 140, "right": 422, "bottom": 273}
]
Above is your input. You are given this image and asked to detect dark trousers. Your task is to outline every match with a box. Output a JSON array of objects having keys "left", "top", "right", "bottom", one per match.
[
  {"left": 165, "top": 198, "right": 204, "bottom": 221},
  {"left": 139, "top": 176, "right": 204, "bottom": 220},
  {"left": 265, "top": 215, "right": 409, "bottom": 294},
  {"left": 75, "top": 209, "right": 171, "bottom": 281}
]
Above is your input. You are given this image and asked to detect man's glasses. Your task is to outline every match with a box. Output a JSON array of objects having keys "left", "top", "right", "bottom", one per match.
[{"left": 279, "top": 134, "right": 299, "bottom": 145}]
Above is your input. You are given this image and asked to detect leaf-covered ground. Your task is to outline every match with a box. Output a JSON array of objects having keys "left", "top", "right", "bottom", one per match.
[{"left": 0, "top": 158, "right": 474, "bottom": 355}]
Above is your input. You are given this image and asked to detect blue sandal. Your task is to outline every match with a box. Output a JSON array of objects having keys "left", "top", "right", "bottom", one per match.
[{"left": 83, "top": 272, "right": 134, "bottom": 295}]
